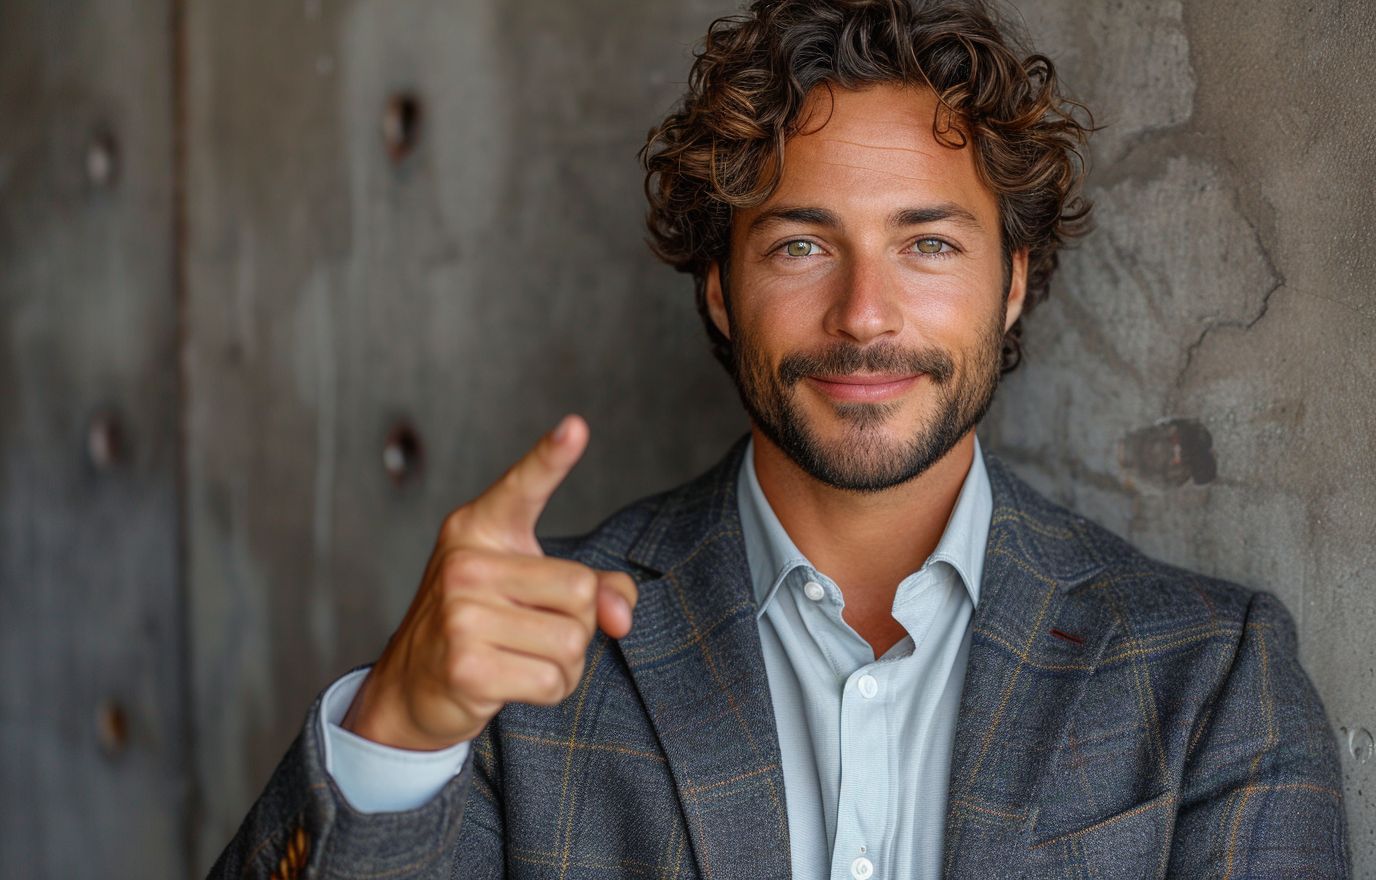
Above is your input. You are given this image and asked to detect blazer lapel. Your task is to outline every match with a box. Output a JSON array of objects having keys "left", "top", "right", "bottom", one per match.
[
  {"left": 617, "top": 439, "right": 792, "bottom": 880},
  {"left": 942, "top": 454, "right": 1122, "bottom": 877}
]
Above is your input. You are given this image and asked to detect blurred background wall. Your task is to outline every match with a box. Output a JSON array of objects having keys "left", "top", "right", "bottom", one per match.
[{"left": 0, "top": 0, "right": 1371, "bottom": 876}]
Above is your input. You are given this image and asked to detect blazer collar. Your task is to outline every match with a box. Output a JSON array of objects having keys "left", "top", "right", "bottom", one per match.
[
  {"left": 619, "top": 437, "right": 793, "bottom": 880},
  {"left": 979, "top": 452, "right": 1109, "bottom": 596}
]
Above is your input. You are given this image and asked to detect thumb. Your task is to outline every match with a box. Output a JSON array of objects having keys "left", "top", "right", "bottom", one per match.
[
  {"left": 595, "top": 570, "right": 639, "bottom": 639},
  {"left": 467, "top": 415, "right": 589, "bottom": 553}
]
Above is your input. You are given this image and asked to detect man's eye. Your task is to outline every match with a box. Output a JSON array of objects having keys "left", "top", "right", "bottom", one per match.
[
  {"left": 913, "top": 238, "right": 948, "bottom": 255},
  {"left": 784, "top": 240, "right": 819, "bottom": 257}
]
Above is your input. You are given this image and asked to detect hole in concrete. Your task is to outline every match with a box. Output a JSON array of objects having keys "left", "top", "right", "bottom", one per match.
[
  {"left": 383, "top": 421, "right": 424, "bottom": 487},
  {"left": 383, "top": 93, "right": 422, "bottom": 162},
  {"left": 87, "top": 410, "right": 127, "bottom": 471},
  {"left": 86, "top": 128, "right": 119, "bottom": 189},
  {"left": 96, "top": 700, "right": 129, "bottom": 758}
]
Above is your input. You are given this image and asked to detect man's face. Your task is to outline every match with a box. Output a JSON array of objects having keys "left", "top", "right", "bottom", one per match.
[{"left": 707, "top": 83, "right": 1027, "bottom": 492}]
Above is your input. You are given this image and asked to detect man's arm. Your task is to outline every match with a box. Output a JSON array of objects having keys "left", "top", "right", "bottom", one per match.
[
  {"left": 1169, "top": 591, "right": 1351, "bottom": 877},
  {"left": 206, "top": 416, "right": 638, "bottom": 878}
]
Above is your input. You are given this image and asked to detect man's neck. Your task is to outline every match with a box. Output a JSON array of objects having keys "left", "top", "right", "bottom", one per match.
[{"left": 751, "top": 427, "right": 976, "bottom": 656}]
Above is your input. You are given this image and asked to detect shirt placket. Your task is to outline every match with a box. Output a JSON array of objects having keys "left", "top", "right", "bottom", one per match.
[
  {"left": 791, "top": 567, "right": 894, "bottom": 880},
  {"left": 834, "top": 661, "right": 889, "bottom": 880}
]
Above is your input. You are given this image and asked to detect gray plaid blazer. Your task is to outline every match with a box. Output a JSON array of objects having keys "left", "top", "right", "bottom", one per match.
[{"left": 211, "top": 440, "right": 1350, "bottom": 879}]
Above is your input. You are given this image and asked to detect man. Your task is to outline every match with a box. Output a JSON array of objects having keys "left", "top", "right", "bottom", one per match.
[{"left": 212, "top": 1, "right": 1350, "bottom": 877}]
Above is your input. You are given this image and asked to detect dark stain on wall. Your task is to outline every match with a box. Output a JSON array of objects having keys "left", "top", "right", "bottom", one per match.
[{"left": 1117, "top": 418, "right": 1217, "bottom": 488}]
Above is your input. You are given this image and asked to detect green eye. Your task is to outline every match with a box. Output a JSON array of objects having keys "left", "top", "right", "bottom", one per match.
[
  {"left": 785, "top": 240, "right": 815, "bottom": 257},
  {"left": 914, "top": 238, "right": 945, "bottom": 254}
]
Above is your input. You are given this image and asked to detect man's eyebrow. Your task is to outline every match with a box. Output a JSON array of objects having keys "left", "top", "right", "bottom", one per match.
[
  {"left": 747, "top": 204, "right": 987, "bottom": 235},
  {"left": 890, "top": 205, "right": 984, "bottom": 231},
  {"left": 747, "top": 206, "right": 841, "bottom": 235}
]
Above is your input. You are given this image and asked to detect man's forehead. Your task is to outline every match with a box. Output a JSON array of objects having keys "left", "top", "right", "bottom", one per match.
[
  {"left": 795, "top": 84, "right": 948, "bottom": 151},
  {"left": 752, "top": 83, "right": 992, "bottom": 224}
]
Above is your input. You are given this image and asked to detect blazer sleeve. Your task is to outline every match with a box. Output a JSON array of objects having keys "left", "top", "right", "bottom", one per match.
[
  {"left": 205, "top": 687, "right": 484, "bottom": 880},
  {"left": 1167, "top": 590, "right": 1351, "bottom": 878}
]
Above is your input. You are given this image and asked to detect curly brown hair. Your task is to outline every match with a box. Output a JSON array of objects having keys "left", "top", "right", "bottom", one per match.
[{"left": 640, "top": 0, "right": 1092, "bottom": 372}]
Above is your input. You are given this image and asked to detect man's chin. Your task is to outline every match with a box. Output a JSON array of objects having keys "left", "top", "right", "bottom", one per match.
[
  {"left": 757, "top": 396, "right": 975, "bottom": 492},
  {"left": 769, "top": 427, "right": 931, "bottom": 492}
]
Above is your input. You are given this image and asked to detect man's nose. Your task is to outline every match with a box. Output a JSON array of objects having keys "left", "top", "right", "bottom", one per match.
[{"left": 823, "top": 256, "right": 904, "bottom": 345}]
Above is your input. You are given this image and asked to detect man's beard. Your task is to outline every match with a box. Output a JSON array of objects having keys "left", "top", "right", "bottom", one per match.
[{"left": 731, "top": 315, "right": 1005, "bottom": 493}]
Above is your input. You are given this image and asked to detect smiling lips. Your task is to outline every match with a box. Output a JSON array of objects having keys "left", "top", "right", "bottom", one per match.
[{"left": 805, "top": 373, "right": 921, "bottom": 403}]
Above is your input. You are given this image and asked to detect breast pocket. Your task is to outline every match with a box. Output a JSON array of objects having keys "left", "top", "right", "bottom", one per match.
[{"left": 1027, "top": 793, "right": 1177, "bottom": 879}]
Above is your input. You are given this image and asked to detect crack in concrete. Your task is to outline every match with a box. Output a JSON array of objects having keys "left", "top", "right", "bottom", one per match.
[
  {"left": 1175, "top": 197, "right": 1287, "bottom": 389},
  {"left": 1177, "top": 273, "right": 1284, "bottom": 385}
]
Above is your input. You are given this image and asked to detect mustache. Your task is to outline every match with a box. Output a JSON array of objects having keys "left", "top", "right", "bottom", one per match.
[{"left": 777, "top": 341, "right": 955, "bottom": 387}]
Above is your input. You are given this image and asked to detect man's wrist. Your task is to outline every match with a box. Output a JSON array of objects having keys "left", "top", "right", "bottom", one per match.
[
  {"left": 341, "top": 662, "right": 481, "bottom": 751},
  {"left": 321, "top": 668, "right": 472, "bottom": 814}
]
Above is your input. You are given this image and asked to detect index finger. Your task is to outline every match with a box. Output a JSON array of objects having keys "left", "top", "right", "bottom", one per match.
[{"left": 464, "top": 414, "right": 589, "bottom": 553}]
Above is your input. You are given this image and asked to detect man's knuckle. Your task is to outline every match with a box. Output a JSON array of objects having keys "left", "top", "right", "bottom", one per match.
[
  {"left": 444, "top": 601, "right": 486, "bottom": 639},
  {"left": 446, "top": 650, "right": 484, "bottom": 694},
  {"left": 569, "top": 568, "right": 598, "bottom": 605},
  {"left": 537, "top": 665, "right": 566, "bottom": 701},
  {"left": 440, "top": 507, "right": 474, "bottom": 540},
  {"left": 442, "top": 550, "right": 489, "bottom": 589},
  {"left": 559, "top": 625, "right": 589, "bottom": 664}
]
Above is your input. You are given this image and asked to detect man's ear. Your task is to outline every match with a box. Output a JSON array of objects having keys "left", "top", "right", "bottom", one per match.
[
  {"left": 1004, "top": 248, "right": 1029, "bottom": 332},
  {"left": 706, "top": 261, "right": 731, "bottom": 340}
]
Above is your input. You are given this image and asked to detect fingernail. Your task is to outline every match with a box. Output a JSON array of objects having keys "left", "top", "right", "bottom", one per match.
[
  {"left": 552, "top": 416, "right": 572, "bottom": 444},
  {"left": 613, "top": 594, "right": 632, "bottom": 634}
]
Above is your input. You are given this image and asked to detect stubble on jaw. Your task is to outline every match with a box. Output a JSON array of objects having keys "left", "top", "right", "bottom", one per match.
[{"left": 729, "top": 309, "right": 1006, "bottom": 493}]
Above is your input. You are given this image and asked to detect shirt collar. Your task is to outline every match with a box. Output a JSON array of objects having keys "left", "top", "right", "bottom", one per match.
[{"left": 737, "top": 437, "right": 992, "bottom": 619}]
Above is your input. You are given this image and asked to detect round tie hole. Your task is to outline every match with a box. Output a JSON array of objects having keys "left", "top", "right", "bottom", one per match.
[
  {"left": 383, "top": 421, "right": 424, "bottom": 487},
  {"left": 86, "top": 129, "right": 119, "bottom": 189},
  {"left": 382, "top": 93, "right": 422, "bottom": 162},
  {"left": 96, "top": 700, "right": 129, "bottom": 758},
  {"left": 87, "top": 411, "right": 127, "bottom": 471}
]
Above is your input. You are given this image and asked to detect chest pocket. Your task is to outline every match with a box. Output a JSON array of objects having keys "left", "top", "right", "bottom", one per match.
[{"left": 1027, "top": 792, "right": 1176, "bottom": 878}]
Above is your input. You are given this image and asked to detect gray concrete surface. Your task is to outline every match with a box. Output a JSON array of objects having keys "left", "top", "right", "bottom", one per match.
[
  {"left": 0, "top": 1, "right": 187, "bottom": 877},
  {"left": 1, "top": 0, "right": 1371, "bottom": 876},
  {"left": 983, "top": 0, "right": 1376, "bottom": 871},
  {"left": 181, "top": 0, "right": 745, "bottom": 867}
]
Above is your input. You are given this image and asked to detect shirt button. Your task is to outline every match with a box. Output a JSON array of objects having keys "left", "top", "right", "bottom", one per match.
[
  {"left": 858, "top": 674, "right": 878, "bottom": 699},
  {"left": 851, "top": 856, "right": 874, "bottom": 880},
  {"left": 803, "top": 580, "right": 825, "bottom": 602}
]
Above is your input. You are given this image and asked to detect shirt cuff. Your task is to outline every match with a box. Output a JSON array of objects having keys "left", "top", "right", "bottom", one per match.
[{"left": 320, "top": 667, "right": 471, "bottom": 814}]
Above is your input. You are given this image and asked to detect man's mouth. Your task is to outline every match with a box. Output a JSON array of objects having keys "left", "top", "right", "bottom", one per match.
[{"left": 804, "top": 372, "right": 921, "bottom": 403}]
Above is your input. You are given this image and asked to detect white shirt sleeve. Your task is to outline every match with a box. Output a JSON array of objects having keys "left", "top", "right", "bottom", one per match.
[{"left": 320, "top": 667, "right": 471, "bottom": 813}]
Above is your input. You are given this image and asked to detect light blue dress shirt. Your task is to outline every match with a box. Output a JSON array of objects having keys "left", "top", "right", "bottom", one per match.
[
  {"left": 739, "top": 439, "right": 990, "bottom": 880},
  {"left": 322, "top": 439, "right": 992, "bottom": 880}
]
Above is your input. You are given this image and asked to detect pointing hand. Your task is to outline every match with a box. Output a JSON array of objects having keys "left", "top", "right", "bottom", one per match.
[{"left": 342, "top": 415, "right": 638, "bottom": 750}]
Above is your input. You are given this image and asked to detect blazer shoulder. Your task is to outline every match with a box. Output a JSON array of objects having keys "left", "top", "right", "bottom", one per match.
[
  {"left": 538, "top": 493, "right": 664, "bottom": 571},
  {"left": 985, "top": 452, "right": 1264, "bottom": 635}
]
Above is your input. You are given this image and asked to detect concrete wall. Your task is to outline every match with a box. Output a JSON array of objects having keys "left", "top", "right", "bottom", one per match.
[
  {"left": 180, "top": 0, "right": 744, "bottom": 868},
  {"left": 1, "top": 0, "right": 1371, "bottom": 876},
  {"left": 983, "top": 0, "right": 1376, "bottom": 872},
  {"left": 0, "top": 1, "right": 187, "bottom": 877}
]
